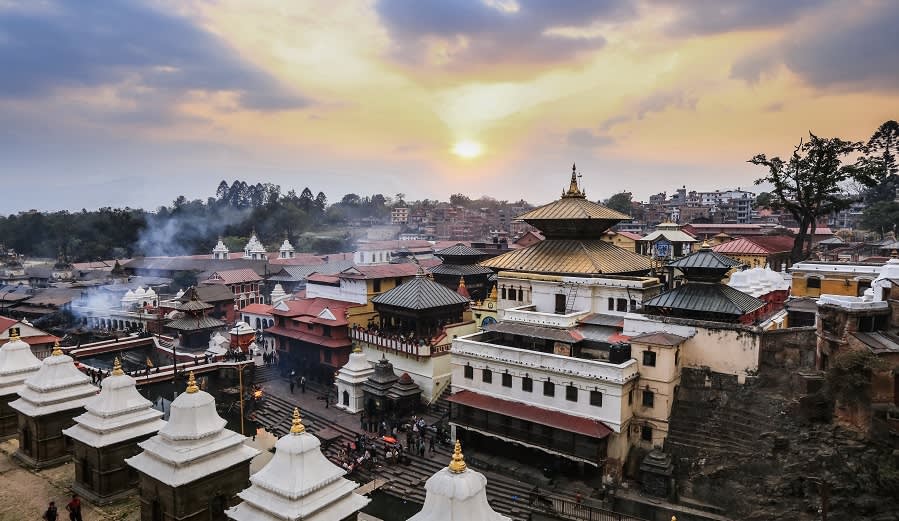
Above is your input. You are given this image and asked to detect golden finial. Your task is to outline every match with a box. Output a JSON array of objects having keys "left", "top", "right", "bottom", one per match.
[
  {"left": 488, "top": 285, "right": 497, "bottom": 300},
  {"left": 8, "top": 326, "right": 19, "bottom": 341},
  {"left": 186, "top": 371, "right": 199, "bottom": 394},
  {"left": 112, "top": 357, "right": 124, "bottom": 376},
  {"left": 672, "top": 517, "right": 677, "bottom": 521},
  {"left": 290, "top": 407, "right": 306, "bottom": 434},
  {"left": 352, "top": 343, "right": 362, "bottom": 354},
  {"left": 562, "top": 163, "right": 585, "bottom": 198},
  {"left": 448, "top": 440, "right": 467, "bottom": 473},
  {"left": 700, "top": 240, "right": 711, "bottom": 250},
  {"left": 51, "top": 340, "right": 63, "bottom": 356},
  {"left": 458, "top": 276, "right": 466, "bottom": 288}
]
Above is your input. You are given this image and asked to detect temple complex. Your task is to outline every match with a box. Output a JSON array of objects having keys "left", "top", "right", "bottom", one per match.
[
  {"left": 9, "top": 342, "right": 97, "bottom": 468},
  {"left": 165, "top": 289, "right": 227, "bottom": 349},
  {"left": 334, "top": 344, "right": 374, "bottom": 413},
  {"left": 226, "top": 408, "right": 370, "bottom": 521},
  {"left": 63, "top": 357, "right": 166, "bottom": 504},
  {"left": 126, "top": 372, "right": 259, "bottom": 521},
  {"left": 408, "top": 441, "right": 509, "bottom": 521},
  {"left": 0, "top": 327, "right": 42, "bottom": 438}
]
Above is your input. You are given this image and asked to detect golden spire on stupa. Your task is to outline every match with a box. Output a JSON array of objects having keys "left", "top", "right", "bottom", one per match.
[
  {"left": 290, "top": 407, "right": 306, "bottom": 434},
  {"left": 51, "top": 340, "right": 63, "bottom": 357},
  {"left": 186, "top": 371, "right": 199, "bottom": 394},
  {"left": 448, "top": 440, "right": 467, "bottom": 473},
  {"left": 112, "top": 357, "right": 124, "bottom": 376}
]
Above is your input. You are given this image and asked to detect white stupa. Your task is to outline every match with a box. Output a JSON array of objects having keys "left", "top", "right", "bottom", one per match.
[
  {"left": 0, "top": 327, "right": 42, "bottom": 399},
  {"left": 334, "top": 345, "right": 374, "bottom": 414},
  {"left": 63, "top": 357, "right": 165, "bottom": 448},
  {"left": 126, "top": 372, "right": 259, "bottom": 487},
  {"left": 226, "top": 408, "right": 370, "bottom": 521},
  {"left": 10, "top": 342, "right": 96, "bottom": 418},
  {"left": 244, "top": 230, "right": 267, "bottom": 260},
  {"left": 269, "top": 284, "right": 288, "bottom": 305},
  {"left": 408, "top": 441, "right": 510, "bottom": 521},
  {"left": 279, "top": 237, "right": 295, "bottom": 259},
  {"left": 213, "top": 237, "right": 230, "bottom": 260}
]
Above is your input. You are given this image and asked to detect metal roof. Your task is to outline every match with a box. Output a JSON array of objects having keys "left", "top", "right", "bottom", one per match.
[
  {"left": 640, "top": 229, "right": 698, "bottom": 244},
  {"left": 165, "top": 316, "right": 225, "bottom": 331},
  {"left": 434, "top": 243, "right": 487, "bottom": 258},
  {"left": 481, "top": 239, "right": 652, "bottom": 275},
  {"left": 484, "top": 322, "right": 584, "bottom": 343},
  {"left": 371, "top": 273, "right": 470, "bottom": 310},
  {"left": 643, "top": 282, "right": 764, "bottom": 317},
  {"left": 629, "top": 332, "right": 689, "bottom": 346},
  {"left": 517, "top": 196, "right": 630, "bottom": 222},
  {"left": 667, "top": 248, "right": 744, "bottom": 270},
  {"left": 712, "top": 236, "right": 795, "bottom": 255},
  {"left": 429, "top": 264, "right": 495, "bottom": 276}
]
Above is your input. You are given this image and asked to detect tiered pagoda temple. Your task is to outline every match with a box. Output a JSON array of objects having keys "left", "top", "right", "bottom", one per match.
[
  {"left": 226, "top": 408, "right": 370, "bottom": 521},
  {"left": 431, "top": 244, "right": 493, "bottom": 301},
  {"left": 166, "top": 288, "right": 226, "bottom": 349},
  {"left": 126, "top": 372, "right": 259, "bottom": 521},
  {"left": 643, "top": 243, "right": 765, "bottom": 323},
  {"left": 362, "top": 357, "right": 421, "bottom": 421},
  {"left": 0, "top": 327, "right": 42, "bottom": 438},
  {"left": 63, "top": 358, "right": 166, "bottom": 504},
  {"left": 408, "top": 441, "right": 509, "bottom": 521},
  {"left": 9, "top": 342, "right": 97, "bottom": 468},
  {"left": 370, "top": 268, "right": 471, "bottom": 340}
]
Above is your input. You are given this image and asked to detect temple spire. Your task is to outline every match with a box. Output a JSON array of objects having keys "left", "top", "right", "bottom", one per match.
[
  {"left": 562, "top": 163, "right": 585, "bottom": 198},
  {"left": 8, "top": 326, "right": 19, "bottom": 341},
  {"left": 290, "top": 407, "right": 306, "bottom": 434},
  {"left": 51, "top": 340, "right": 63, "bottom": 357},
  {"left": 186, "top": 372, "right": 199, "bottom": 394},
  {"left": 448, "top": 440, "right": 467, "bottom": 473},
  {"left": 112, "top": 357, "right": 124, "bottom": 376}
]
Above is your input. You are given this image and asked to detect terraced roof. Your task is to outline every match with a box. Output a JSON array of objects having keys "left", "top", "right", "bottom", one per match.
[
  {"left": 371, "top": 273, "right": 470, "bottom": 310},
  {"left": 480, "top": 239, "right": 652, "bottom": 275}
]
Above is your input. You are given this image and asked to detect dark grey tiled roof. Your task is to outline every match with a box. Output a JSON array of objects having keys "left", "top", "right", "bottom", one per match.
[
  {"left": 165, "top": 316, "right": 225, "bottom": 331},
  {"left": 371, "top": 274, "right": 469, "bottom": 310},
  {"left": 643, "top": 282, "right": 764, "bottom": 317},
  {"left": 435, "top": 244, "right": 487, "bottom": 258},
  {"left": 667, "top": 249, "right": 744, "bottom": 270},
  {"left": 429, "top": 264, "right": 494, "bottom": 276}
]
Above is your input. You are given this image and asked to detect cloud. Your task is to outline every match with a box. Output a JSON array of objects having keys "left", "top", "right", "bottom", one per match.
[
  {"left": 0, "top": 0, "right": 309, "bottom": 112},
  {"left": 600, "top": 89, "right": 698, "bottom": 131},
  {"left": 730, "top": 3, "right": 899, "bottom": 91},
  {"left": 663, "top": 0, "right": 822, "bottom": 37},
  {"left": 567, "top": 128, "right": 615, "bottom": 148},
  {"left": 374, "top": 0, "right": 637, "bottom": 69}
]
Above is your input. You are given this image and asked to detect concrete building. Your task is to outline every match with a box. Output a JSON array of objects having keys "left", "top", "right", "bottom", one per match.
[
  {"left": 0, "top": 327, "right": 42, "bottom": 438},
  {"left": 789, "top": 261, "right": 881, "bottom": 299},
  {"left": 126, "top": 372, "right": 259, "bottom": 521},
  {"left": 226, "top": 408, "right": 369, "bottom": 521},
  {"left": 9, "top": 342, "right": 96, "bottom": 468},
  {"left": 62, "top": 358, "right": 166, "bottom": 504},
  {"left": 392, "top": 207, "right": 410, "bottom": 225}
]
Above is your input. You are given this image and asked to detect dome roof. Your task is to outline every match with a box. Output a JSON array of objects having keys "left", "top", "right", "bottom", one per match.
[
  {"left": 244, "top": 231, "right": 266, "bottom": 254},
  {"left": 0, "top": 331, "right": 42, "bottom": 396},
  {"left": 279, "top": 238, "right": 294, "bottom": 252},
  {"left": 159, "top": 380, "right": 226, "bottom": 441},
  {"left": 122, "top": 289, "right": 136, "bottom": 300},
  {"left": 145, "top": 288, "right": 157, "bottom": 298},
  {"left": 10, "top": 344, "right": 96, "bottom": 417},
  {"left": 213, "top": 238, "right": 229, "bottom": 253},
  {"left": 134, "top": 287, "right": 146, "bottom": 296}
]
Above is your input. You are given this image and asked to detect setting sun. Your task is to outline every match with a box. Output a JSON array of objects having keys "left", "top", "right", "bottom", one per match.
[{"left": 452, "top": 140, "right": 484, "bottom": 159}]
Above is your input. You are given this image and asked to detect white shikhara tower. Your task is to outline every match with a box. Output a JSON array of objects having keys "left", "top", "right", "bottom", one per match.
[
  {"left": 409, "top": 441, "right": 510, "bottom": 521},
  {"left": 213, "top": 237, "right": 231, "bottom": 260},
  {"left": 0, "top": 328, "right": 42, "bottom": 437},
  {"left": 279, "top": 237, "right": 296, "bottom": 259},
  {"left": 226, "top": 408, "right": 370, "bottom": 521},
  {"left": 244, "top": 230, "right": 267, "bottom": 260},
  {"left": 334, "top": 344, "right": 374, "bottom": 414}
]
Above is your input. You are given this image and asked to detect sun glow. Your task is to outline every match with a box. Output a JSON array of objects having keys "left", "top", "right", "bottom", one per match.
[{"left": 452, "top": 140, "right": 483, "bottom": 159}]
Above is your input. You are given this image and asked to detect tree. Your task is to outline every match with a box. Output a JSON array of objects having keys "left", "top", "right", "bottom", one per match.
[
  {"left": 314, "top": 192, "right": 327, "bottom": 212},
  {"left": 340, "top": 193, "right": 361, "bottom": 206},
  {"left": 449, "top": 193, "right": 471, "bottom": 207},
  {"left": 860, "top": 201, "right": 899, "bottom": 239},
  {"left": 860, "top": 120, "right": 899, "bottom": 203},
  {"left": 603, "top": 192, "right": 632, "bottom": 215},
  {"left": 750, "top": 133, "right": 866, "bottom": 262},
  {"left": 754, "top": 191, "right": 773, "bottom": 209},
  {"left": 215, "top": 180, "right": 229, "bottom": 202}
]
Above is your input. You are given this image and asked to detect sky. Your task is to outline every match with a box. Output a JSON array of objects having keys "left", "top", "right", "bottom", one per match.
[{"left": 1, "top": 0, "right": 897, "bottom": 213}]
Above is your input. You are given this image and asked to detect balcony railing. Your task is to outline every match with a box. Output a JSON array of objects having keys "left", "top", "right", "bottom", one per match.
[
  {"left": 500, "top": 305, "right": 591, "bottom": 328},
  {"left": 350, "top": 327, "right": 451, "bottom": 358}
]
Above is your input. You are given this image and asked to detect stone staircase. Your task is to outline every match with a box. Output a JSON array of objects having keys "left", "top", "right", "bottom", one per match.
[{"left": 253, "top": 365, "right": 281, "bottom": 383}]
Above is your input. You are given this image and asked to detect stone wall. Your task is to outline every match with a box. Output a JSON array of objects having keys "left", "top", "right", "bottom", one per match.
[{"left": 758, "top": 327, "right": 817, "bottom": 372}]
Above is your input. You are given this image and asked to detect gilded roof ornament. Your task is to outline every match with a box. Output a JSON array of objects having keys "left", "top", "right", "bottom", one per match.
[
  {"left": 290, "top": 407, "right": 306, "bottom": 434},
  {"left": 8, "top": 326, "right": 19, "bottom": 340},
  {"left": 112, "top": 357, "right": 124, "bottom": 376},
  {"left": 562, "top": 163, "right": 586, "bottom": 199},
  {"left": 186, "top": 371, "right": 199, "bottom": 394},
  {"left": 51, "top": 340, "right": 63, "bottom": 356},
  {"left": 448, "top": 440, "right": 467, "bottom": 473}
]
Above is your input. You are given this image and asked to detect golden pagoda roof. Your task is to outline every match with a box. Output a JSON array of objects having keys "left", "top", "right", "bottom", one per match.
[
  {"left": 517, "top": 195, "right": 630, "bottom": 222},
  {"left": 481, "top": 239, "right": 652, "bottom": 275}
]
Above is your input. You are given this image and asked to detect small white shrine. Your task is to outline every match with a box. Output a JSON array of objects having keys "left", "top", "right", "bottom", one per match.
[
  {"left": 334, "top": 345, "right": 374, "bottom": 414},
  {"left": 408, "top": 441, "right": 510, "bottom": 521},
  {"left": 244, "top": 230, "right": 267, "bottom": 260},
  {"left": 226, "top": 408, "right": 370, "bottom": 521},
  {"left": 9, "top": 342, "right": 97, "bottom": 468},
  {"left": 0, "top": 328, "right": 42, "bottom": 437},
  {"left": 63, "top": 358, "right": 166, "bottom": 503},
  {"left": 213, "top": 237, "right": 231, "bottom": 260},
  {"left": 126, "top": 372, "right": 259, "bottom": 519},
  {"left": 269, "top": 284, "right": 288, "bottom": 305},
  {"left": 279, "top": 237, "right": 296, "bottom": 259}
]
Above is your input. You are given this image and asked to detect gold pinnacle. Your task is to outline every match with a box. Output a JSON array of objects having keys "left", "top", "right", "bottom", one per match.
[
  {"left": 459, "top": 276, "right": 466, "bottom": 288},
  {"left": 186, "top": 371, "right": 199, "bottom": 394},
  {"left": 448, "top": 440, "right": 467, "bottom": 473},
  {"left": 290, "top": 407, "right": 305, "bottom": 434},
  {"left": 112, "top": 357, "right": 124, "bottom": 376},
  {"left": 352, "top": 343, "right": 362, "bottom": 354},
  {"left": 51, "top": 340, "right": 63, "bottom": 356},
  {"left": 8, "top": 327, "right": 19, "bottom": 340}
]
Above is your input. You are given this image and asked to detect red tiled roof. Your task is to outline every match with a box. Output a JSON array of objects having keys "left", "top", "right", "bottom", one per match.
[
  {"left": 339, "top": 263, "right": 422, "bottom": 280},
  {"left": 614, "top": 231, "right": 643, "bottom": 241},
  {"left": 307, "top": 273, "right": 340, "bottom": 284},
  {"left": 207, "top": 268, "right": 262, "bottom": 285},
  {"left": 447, "top": 390, "right": 612, "bottom": 439},
  {"left": 0, "top": 316, "right": 16, "bottom": 332},
  {"left": 713, "top": 236, "right": 795, "bottom": 255},
  {"left": 20, "top": 335, "right": 60, "bottom": 346},
  {"left": 269, "top": 255, "right": 326, "bottom": 266},
  {"left": 607, "top": 333, "right": 630, "bottom": 343},
  {"left": 265, "top": 326, "right": 351, "bottom": 348},
  {"left": 240, "top": 303, "right": 273, "bottom": 316},
  {"left": 271, "top": 297, "right": 357, "bottom": 325}
]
